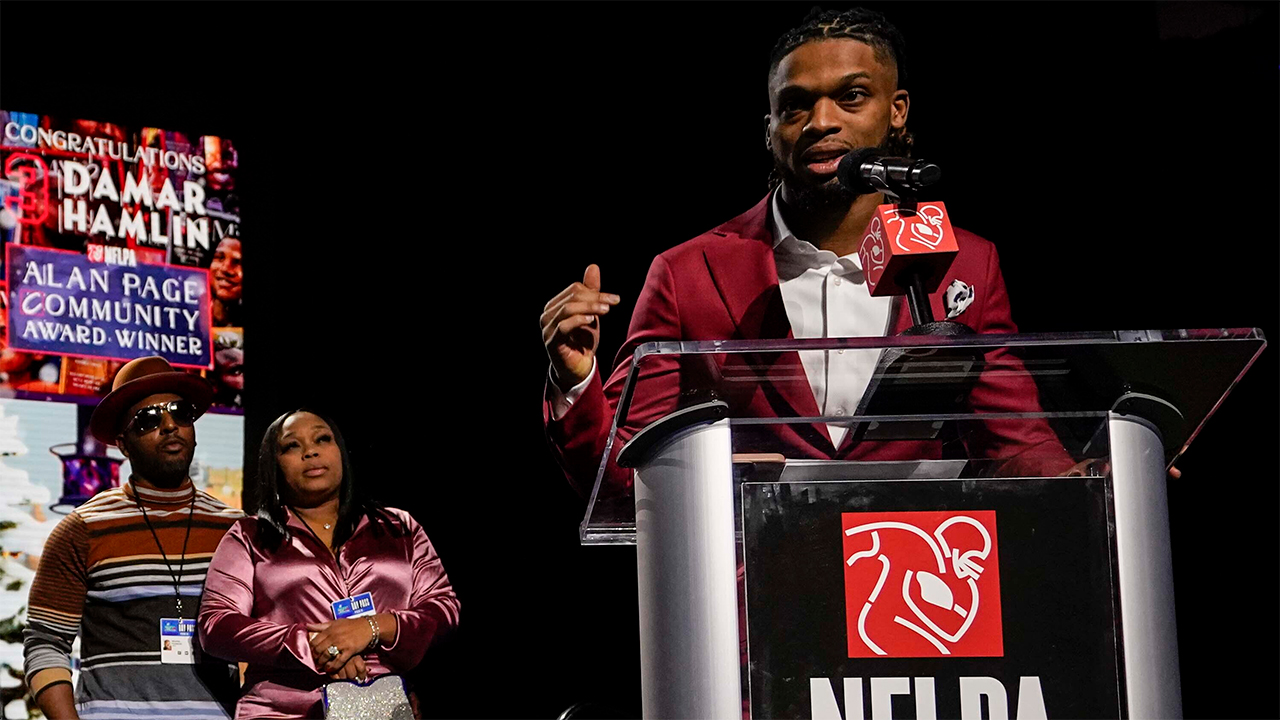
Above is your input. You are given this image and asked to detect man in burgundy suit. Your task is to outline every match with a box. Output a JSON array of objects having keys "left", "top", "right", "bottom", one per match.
[{"left": 541, "top": 8, "right": 1076, "bottom": 497}]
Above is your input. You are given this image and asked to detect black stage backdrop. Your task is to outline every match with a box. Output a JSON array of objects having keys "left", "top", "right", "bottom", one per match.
[{"left": 3, "top": 3, "right": 1276, "bottom": 718}]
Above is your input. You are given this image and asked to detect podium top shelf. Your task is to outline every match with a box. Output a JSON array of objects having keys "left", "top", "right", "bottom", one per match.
[
  {"left": 631, "top": 327, "right": 1264, "bottom": 357},
  {"left": 581, "top": 328, "right": 1266, "bottom": 544}
]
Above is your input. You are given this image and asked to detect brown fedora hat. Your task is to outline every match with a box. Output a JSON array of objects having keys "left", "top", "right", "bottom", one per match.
[{"left": 89, "top": 356, "right": 215, "bottom": 445}]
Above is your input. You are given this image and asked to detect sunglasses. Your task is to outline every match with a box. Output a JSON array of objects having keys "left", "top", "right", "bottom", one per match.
[{"left": 123, "top": 400, "right": 198, "bottom": 436}]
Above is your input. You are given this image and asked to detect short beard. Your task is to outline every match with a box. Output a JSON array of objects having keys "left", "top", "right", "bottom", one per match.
[
  {"left": 774, "top": 163, "right": 858, "bottom": 216},
  {"left": 124, "top": 441, "right": 193, "bottom": 488}
]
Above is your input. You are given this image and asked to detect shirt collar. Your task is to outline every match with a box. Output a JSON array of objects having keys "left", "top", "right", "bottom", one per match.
[
  {"left": 770, "top": 188, "right": 865, "bottom": 275},
  {"left": 770, "top": 188, "right": 797, "bottom": 251},
  {"left": 125, "top": 477, "right": 195, "bottom": 506}
]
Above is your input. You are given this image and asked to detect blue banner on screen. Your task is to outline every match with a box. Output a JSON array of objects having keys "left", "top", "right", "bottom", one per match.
[{"left": 6, "top": 244, "right": 213, "bottom": 368}]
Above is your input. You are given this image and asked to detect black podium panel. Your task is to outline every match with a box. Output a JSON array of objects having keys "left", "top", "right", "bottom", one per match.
[{"left": 742, "top": 478, "right": 1123, "bottom": 719}]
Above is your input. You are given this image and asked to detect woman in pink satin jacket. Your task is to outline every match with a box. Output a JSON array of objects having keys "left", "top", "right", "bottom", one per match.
[{"left": 199, "top": 409, "right": 460, "bottom": 719}]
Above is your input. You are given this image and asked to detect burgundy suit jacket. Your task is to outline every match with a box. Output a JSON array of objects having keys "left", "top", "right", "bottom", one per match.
[{"left": 544, "top": 194, "right": 1072, "bottom": 496}]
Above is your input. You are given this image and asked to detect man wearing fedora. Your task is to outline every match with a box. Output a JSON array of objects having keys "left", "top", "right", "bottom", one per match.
[{"left": 24, "top": 357, "right": 243, "bottom": 719}]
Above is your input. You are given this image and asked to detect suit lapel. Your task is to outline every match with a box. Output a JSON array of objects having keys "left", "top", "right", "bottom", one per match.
[
  {"left": 701, "top": 195, "right": 835, "bottom": 453},
  {"left": 889, "top": 296, "right": 911, "bottom": 334}
]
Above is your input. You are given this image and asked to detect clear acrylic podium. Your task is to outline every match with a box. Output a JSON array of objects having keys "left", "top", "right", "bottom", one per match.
[{"left": 579, "top": 329, "right": 1265, "bottom": 719}]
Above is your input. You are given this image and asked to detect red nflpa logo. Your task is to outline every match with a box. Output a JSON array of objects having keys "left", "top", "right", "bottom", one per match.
[{"left": 843, "top": 511, "right": 1003, "bottom": 658}]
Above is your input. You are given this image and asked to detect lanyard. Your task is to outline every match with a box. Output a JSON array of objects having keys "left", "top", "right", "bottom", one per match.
[{"left": 134, "top": 483, "right": 197, "bottom": 618}]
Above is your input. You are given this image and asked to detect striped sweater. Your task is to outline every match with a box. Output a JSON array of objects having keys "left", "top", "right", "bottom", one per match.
[{"left": 24, "top": 479, "right": 244, "bottom": 720}]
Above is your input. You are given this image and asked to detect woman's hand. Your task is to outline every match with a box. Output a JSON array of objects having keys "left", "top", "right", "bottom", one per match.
[
  {"left": 306, "top": 618, "right": 377, "bottom": 673},
  {"left": 327, "top": 654, "right": 368, "bottom": 683}
]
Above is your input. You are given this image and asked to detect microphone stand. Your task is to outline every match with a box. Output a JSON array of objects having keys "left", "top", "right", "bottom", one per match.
[
  {"left": 849, "top": 190, "right": 978, "bottom": 443},
  {"left": 882, "top": 191, "right": 973, "bottom": 338}
]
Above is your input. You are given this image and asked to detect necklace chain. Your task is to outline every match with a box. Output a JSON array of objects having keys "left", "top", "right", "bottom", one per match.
[{"left": 292, "top": 507, "right": 337, "bottom": 541}]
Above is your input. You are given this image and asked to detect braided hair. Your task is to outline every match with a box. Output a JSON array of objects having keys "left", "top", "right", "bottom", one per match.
[{"left": 770, "top": 7, "right": 910, "bottom": 89}]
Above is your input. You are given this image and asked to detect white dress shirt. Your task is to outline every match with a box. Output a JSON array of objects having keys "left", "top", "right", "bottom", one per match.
[
  {"left": 551, "top": 191, "right": 893, "bottom": 448},
  {"left": 771, "top": 192, "right": 893, "bottom": 447}
]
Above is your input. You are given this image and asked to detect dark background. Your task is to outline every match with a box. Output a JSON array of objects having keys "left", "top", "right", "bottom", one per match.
[{"left": 3, "top": 2, "right": 1276, "bottom": 717}]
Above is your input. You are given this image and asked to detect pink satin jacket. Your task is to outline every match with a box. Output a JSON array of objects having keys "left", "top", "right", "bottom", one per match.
[{"left": 199, "top": 508, "right": 459, "bottom": 719}]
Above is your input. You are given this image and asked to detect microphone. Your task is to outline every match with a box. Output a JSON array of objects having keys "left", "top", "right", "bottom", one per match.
[{"left": 837, "top": 148, "right": 942, "bottom": 197}]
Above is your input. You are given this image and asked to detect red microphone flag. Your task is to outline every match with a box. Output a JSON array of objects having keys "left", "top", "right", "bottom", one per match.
[{"left": 858, "top": 201, "right": 959, "bottom": 297}]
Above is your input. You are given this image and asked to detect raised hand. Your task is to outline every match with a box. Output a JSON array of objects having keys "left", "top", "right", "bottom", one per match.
[{"left": 541, "top": 264, "right": 620, "bottom": 391}]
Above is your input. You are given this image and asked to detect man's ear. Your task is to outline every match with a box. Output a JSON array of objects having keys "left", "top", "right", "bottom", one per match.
[
  {"left": 763, "top": 114, "right": 773, "bottom": 150},
  {"left": 891, "top": 89, "right": 910, "bottom": 129},
  {"left": 116, "top": 436, "right": 131, "bottom": 461}
]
